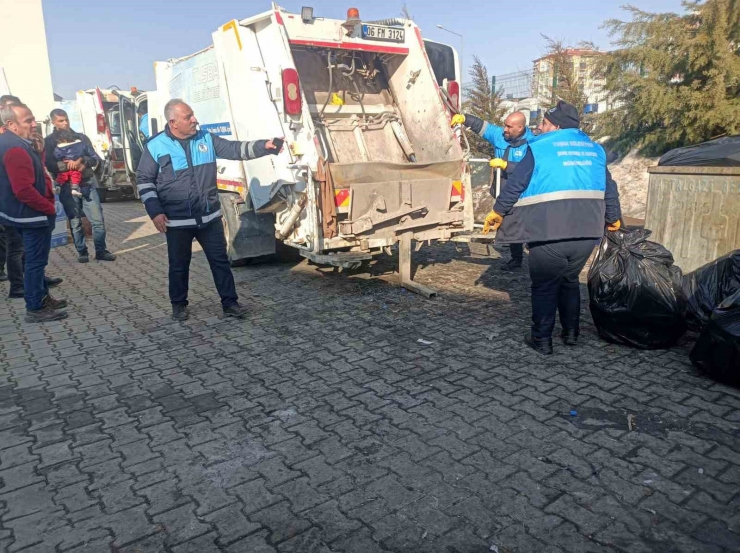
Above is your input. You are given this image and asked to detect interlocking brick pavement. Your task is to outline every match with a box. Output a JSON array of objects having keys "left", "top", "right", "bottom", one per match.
[{"left": 1, "top": 200, "right": 739, "bottom": 552}]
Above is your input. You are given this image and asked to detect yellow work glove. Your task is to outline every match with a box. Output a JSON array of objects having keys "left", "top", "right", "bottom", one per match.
[
  {"left": 450, "top": 114, "right": 466, "bottom": 127},
  {"left": 489, "top": 158, "right": 508, "bottom": 170},
  {"left": 607, "top": 219, "right": 622, "bottom": 232},
  {"left": 482, "top": 211, "right": 504, "bottom": 235}
]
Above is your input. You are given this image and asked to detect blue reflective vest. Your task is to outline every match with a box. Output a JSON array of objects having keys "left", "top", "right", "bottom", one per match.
[
  {"left": 494, "top": 128, "right": 609, "bottom": 245},
  {"left": 518, "top": 128, "right": 607, "bottom": 205}
]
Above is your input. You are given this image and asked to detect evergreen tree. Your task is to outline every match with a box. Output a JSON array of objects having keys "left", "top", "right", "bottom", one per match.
[
  {"left": 594, "top": 0, "right": 740, "bottom": 155},
  {"left": 462, "top": 56, "right": 506, "bottom": 157}
]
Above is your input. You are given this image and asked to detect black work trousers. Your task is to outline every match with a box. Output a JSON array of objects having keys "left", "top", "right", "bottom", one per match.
[
  {"left": 528, "top": 238, "right": 597, "bottom": 339},
  {"left": 510, "top": 243, "right": 524, "bottom": 262},
  {"left": 166, "top": 221, "right": 238, "bottom": 308},
  {"left": 0, "top": 225, "right": 25, "bottom": 295}
]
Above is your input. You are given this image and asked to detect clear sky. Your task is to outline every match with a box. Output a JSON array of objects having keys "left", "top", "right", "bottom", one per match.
[{"left": 44, "top": 0, "right": 686, "bottom": 99}]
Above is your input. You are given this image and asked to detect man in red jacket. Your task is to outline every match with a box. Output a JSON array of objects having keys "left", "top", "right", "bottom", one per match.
[{"left": 0, "top": 103, "right": 68, "bottom": 322}]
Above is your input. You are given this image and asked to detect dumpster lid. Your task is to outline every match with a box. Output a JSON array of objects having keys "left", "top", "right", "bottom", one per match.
[{"left": 658, "top": 135, "right": 740, "bottom": 167}]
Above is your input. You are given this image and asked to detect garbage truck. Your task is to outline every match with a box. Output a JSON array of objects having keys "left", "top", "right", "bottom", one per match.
[{"left": 149, "top": 3, "right": 474, "bottom": 295}]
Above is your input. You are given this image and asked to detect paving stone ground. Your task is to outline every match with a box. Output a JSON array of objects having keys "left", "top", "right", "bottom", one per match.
[{"left": 1, "top": 200, "right": 739, "bottom": 553}]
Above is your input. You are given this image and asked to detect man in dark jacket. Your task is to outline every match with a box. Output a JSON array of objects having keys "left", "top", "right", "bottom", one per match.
[
  {"left": 44, "top": 109, "right": 116, "bottom": 264},
  {"left": 136, "top": 99, "right": 281, "bottom": 321},
  {"left": 0, "top": 103, "right": 68, "bottom": 322},
  {"left": 482, "top": 101, "right": 622, "bottom": 355},
  {"left": 0, "top": 95, "right": 63, "bottom": 295}
]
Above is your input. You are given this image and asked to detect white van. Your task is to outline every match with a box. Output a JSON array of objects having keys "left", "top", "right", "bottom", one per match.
[{"left": 53, "top": 87, "right": 148, "bottom": 202}]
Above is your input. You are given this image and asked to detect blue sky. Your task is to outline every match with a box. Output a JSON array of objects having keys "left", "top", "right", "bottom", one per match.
[{"left": 45, "top": 0, "right": 686, "bottom": 99}]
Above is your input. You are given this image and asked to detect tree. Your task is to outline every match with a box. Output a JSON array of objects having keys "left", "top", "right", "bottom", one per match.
[
  {"left": 462, "top": 56, "right": 506, "bottom": 157},
  {"left": 593, "top": 0, "right": 740, "bottom": 155}
]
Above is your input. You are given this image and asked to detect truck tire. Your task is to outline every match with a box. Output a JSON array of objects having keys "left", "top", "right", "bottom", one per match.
[{"left": 97, "top": 188, "right": 108, "bottom": 203}]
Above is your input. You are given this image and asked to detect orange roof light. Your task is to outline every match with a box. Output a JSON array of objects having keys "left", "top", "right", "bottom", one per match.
[{"left": 347, "top": 8, "right": 360, "bottom": 21}]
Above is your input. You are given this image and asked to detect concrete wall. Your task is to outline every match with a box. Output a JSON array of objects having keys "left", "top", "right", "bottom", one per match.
[{"left": 0, "top": 0, "right": 55, "bottom": 124}]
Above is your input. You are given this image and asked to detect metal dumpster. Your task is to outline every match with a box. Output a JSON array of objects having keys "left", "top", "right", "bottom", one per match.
[{"left": 645, "top": 166, "right": 740, "bottom": 273}]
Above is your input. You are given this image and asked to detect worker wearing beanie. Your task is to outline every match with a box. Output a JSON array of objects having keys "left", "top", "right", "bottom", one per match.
[{"left": 481, "top": 100, "right": 623, "bottom": 355}]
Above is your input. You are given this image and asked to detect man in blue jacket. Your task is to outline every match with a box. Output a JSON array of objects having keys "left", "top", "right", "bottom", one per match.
[
  {"left": 482, "top": 101, "right": 622, "bottom": 355},
  {"left": 452, "top": 111, "right": 535, "bottom": 270},
  {"left": 136, "top": 99, "right": 281, "bottom": 321}
]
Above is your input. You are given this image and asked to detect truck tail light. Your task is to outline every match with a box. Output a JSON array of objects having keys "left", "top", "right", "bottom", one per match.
[
  {"left": 282, "top": 68, "right": 302, "bottom": 116},
  {"left": 447, "top": 80, "right": 460, "bottom": 111},
  {"left": 96, "top": 113, "right": 106, "bottom": 134}
]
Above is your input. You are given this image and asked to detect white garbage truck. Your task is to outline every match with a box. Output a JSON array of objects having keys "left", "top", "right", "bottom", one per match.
[{"left": 150, "top": 3, "right": 473, "bottom": 295}]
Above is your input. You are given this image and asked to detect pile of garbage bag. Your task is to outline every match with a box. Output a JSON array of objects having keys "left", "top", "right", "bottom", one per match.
[
  {"left": 689, "top": 290, "right": 740, "bottom": 387},
  {"left": 588, "top": 229, "right": 687, "bottom": 350},
  {"left": 588, "top": 231, "right": 739, "bottom": 385},
  {"left": 681, "top": 252, "right": 740, "bottom": 385},
  {"left": 683, "top": 251, "right": 740, "bottom": 331}
]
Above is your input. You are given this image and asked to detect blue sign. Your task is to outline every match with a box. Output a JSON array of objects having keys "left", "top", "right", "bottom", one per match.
[{"left": 200, "top": 122, "right": 232, "bottom": 136}]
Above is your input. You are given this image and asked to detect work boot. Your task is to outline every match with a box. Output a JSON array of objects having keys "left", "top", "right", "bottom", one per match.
[
  {"left": 172, "top": 304, "right": 189, "bottom": 321},
  {"left": 0, "top": 269, "right": 7, "bottom": 282},
  {"left": 561, "top": 329, "right": 579, "bottom": 346},
  {"left": 223, "top": 303, "right": 248, "bottom": 319},
  {"left": 25, "top": 306, "right": 68, "bottom": 323},
  {"left": 524, "top": 332, "right": 553, "bottom": 355},
  {"left": 8, "top": 289, "right": 24, "bottom": 299},
  {"left": 43, "top": 294, "right": 68, "bottom": 310},
  {"left": 78, "top": 252, "right": 90, "bottom": 263},
  {"left": 96, "top": 251, "right": 117, "bottom": 262},
  {"left": 44, "top": 275, "right": 63, "bottom": 287},
  {"left": 501, "top": 258, "right": 523, "bottom": 272}
]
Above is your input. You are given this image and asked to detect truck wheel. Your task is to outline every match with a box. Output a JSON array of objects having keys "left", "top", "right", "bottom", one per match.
[{"left": 97, "top": 188, "right": 108, "bottom": 203}]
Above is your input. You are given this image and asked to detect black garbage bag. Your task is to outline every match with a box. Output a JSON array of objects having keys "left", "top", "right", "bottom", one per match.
[
  {"left": 690, "top": 290, "right": 740, "bottom": 387},
  {"left": 682, "top": 251, "right": 740, "bottom": 332},
  {"left": 658, "top": 135, "right": 740, "bottom": 167},
  {"left": 588, "top": 228, "right": 687, "bottom": 349}
]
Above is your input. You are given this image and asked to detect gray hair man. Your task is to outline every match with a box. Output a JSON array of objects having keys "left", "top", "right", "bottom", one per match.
[{"left": 136, "top": 99, "right": 283, "bottom": 321}]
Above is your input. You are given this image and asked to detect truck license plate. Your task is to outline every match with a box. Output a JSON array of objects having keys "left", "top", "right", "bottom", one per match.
[{"left": 361, "top": 24, "right": 405, "bottom": 43}]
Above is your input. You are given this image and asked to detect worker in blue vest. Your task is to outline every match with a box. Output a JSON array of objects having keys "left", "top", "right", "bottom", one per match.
[
  {"left": 451, "top": 111, "right": 535, "bottom": 271},
  {"left": 481, "top": 101, "right": 622, "bottom": 355}
]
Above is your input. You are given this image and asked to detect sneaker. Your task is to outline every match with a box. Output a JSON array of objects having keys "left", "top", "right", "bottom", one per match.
[
  {"left": 44, "top": 275, "right": 63, "bottom": 287},
  {"left": 501, "top": 258, "right": 523, "bottom": 272},
  {"left": 172, "top": 304, "right": 189, "bottom": 321},
  {"left": 25, "top": 306, "right": 68, "bottom": 323},
  {"left": 223, "top": 303, "right": 248, "bottom": 319},
  {"left": 43, "top": 294, "right": 68, "bottom": 310},
  {"left": 96, "top": 251, "right": 117, "bottom": 262},
  {"left": 78, "top": 253, "right": 90, "bottom": 263},
  {"left": 0, "top": 270, "right": 7, "bottom": 282},
  {"left": 8, "top": 289, "right": 24, "bottom": 299}
]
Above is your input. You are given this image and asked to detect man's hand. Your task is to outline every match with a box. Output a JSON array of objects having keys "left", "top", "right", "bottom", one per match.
[
  {"left": 607, "top": 219, "right": 622, "bottom": 232},
  {"left": 66, "top": 159, "right": 81, "bottom": 171},
  {"left": 152, "top": 214, "right": 169, "bottom": 233},
  {"left": 265, "top": 138, "right": 284, "bottom": 154},
  {"left": 489, "top": 158, "right": 508, "bottom": 170},
  {"left": 450, "top": 114, "right": 466, "bottom": 127},
  {"left": 30, "top": 133, "right": 44, "bottom": 154},
  {"left": 482, "top": 211, "right": 503, "bottom": 235}
]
